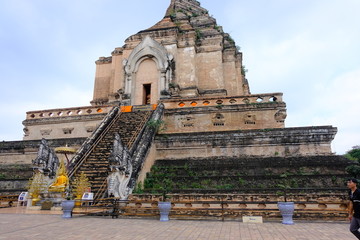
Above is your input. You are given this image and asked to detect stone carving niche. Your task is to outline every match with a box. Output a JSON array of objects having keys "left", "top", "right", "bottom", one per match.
[
  {"left": 123, "top": 36, "right": 174, "bottom": 105},
  {"left": 212, "top": 113, "right": 225, "bottom": 126},
  {"left": 275, "top": 110, "right": 287, "bottom": 123}
]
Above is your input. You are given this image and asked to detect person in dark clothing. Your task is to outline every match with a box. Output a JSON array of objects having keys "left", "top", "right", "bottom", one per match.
[{"left": 348, "top": 178, "right": 360, "bottom": 239}]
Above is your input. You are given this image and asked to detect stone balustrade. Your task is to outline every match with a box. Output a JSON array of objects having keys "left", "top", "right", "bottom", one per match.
[
  {"left": 125, "top": 193, "right": 348, "bottom": 220},
  {"left": 25, "top": 105, "right": 113, "bottom": 120},
  {"left": 161, "top": 93, "right": 283, "bottom": 109}
]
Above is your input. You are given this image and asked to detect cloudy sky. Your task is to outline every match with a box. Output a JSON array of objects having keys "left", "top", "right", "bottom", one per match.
[{"left": 0, "top": 0, "right": 359, "bottom": 154}]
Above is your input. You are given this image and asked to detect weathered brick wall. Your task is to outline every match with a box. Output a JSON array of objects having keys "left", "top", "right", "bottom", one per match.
[
  {"left": 0, "top": 164, "right": 33, "bottom": 196},
  {"left": 155, "top": 126, "right": 337, "bottom": 158},
  {"left": 0, "top": 138, "right": 86, "bottom": 165}
]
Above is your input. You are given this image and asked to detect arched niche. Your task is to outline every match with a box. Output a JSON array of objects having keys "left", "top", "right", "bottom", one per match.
[{"left": 124, "top": 36, "right": 173, "bottom": 105}]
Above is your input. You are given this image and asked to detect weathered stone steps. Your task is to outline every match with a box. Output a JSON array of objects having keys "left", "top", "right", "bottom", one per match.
[
  {"left": 72, "top": 111, "right": 152, "bottom": 195},
  {"left": 143, "top": 155, "right": 352, "bottom": 194}
]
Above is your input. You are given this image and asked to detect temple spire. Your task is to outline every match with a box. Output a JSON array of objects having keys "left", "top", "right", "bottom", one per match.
[
  {"left": 164, "top": 0, "right": 206, "bottom": 19},
  {"left": 164, "top": 0, "right": 176, "bottom": 17}
]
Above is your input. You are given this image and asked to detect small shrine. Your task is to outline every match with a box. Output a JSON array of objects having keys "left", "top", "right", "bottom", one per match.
[{"left": 26, "top": 139, "right": 91, "bottom": 211}]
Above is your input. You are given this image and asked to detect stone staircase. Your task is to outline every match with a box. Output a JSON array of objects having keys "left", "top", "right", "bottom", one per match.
[{"left": 70, "top": 110, "right": 153, "bottom": 198}]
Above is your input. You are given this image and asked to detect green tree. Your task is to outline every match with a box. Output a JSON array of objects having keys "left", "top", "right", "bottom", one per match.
[
  {"left": 345, "top": 146, "right": 360, "bottom": 178},
  {"left": 345, "top": 146, "right": 360, "bottom": 161}
]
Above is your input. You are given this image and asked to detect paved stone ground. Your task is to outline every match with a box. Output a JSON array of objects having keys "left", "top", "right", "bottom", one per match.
[{"left": 0, "top": 213, "right": 356, "bottom": 240}]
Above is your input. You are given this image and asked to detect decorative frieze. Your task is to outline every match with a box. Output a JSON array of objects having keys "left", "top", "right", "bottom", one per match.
[
  {"left": 62, "top": 128, "right": 74, "bottom": 135},
  {"left": 161, "top": 93, "right": 284, "bottom": 109},
  {"left": 25, "top": 106, "right": 112, "bottom": 120},
  {"left": 125, "top": 193, "right": 348, "bottom": 220},
  {"left": 40, "top": 129, "right": 52, "bottom": 136}
]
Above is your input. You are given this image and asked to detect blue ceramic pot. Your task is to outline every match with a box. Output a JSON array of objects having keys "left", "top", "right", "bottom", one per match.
[
  {"left": 158, "top": 202, "right": 171, "bottom": 221},
  {"left": 61, "top": 200, "right": 75, "bottom": 218},
  {"left": 277, "top": 202, "right": 295, "bottom": 225}
]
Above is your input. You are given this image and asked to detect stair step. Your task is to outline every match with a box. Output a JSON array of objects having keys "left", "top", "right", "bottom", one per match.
[
  {"left": 71, "top": 110, "right": 153, "bottom": 199},
  {"left": 143, "top": 155, "right": 351, "bottom": 193}
]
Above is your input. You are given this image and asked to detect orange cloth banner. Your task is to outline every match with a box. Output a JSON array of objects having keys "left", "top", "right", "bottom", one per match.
[{"left": 121, "top": 106, "right": 133, "bottom": 112}]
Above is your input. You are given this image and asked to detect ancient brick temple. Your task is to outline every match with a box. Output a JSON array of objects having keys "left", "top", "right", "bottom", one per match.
[
  {"left": 18, "top": 0, "right": 335, "bottom": 158},
  {"left": 0, "top": 0, "right": 349, "bottom": 220}
]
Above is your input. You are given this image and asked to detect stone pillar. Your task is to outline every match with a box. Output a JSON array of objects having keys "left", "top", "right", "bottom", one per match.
[{"left": 160, "top": 70, "right": 167, "bottom": 92}]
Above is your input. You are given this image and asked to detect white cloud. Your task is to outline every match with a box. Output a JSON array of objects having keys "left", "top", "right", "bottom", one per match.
[
  {"left": 0, "top": 85, "right": 92, "bottom": 141},
  {"left": 48, "top": 85, "right": 92, "bottom": 109},
  {"left": 287, "top": 69, "right": 360, "bottom": 154},
  {"left": 217, "top": 0, "right": 360, "bottom": 154}
]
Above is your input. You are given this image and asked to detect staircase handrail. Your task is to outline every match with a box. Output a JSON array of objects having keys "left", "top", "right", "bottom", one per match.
[
  {"left": 92, "top": 110, "right": 153, "bottom": 200},
  {"left": 93, "top": 178, "right": 108, "bottom": 201},
  {"left": 68, "top": 106, "right": 120, "bottom": 178},
  {"left": 127, "top": 103, "right": 165, "bottom": 190}
]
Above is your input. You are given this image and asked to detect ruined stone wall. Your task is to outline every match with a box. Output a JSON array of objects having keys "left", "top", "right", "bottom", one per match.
[
  {"left": 0, "top": 152, "right": 37, "bottom": 166},
  {"left": 163, "top": 107, "right": 284, "bottom": 133},
  {"left": 136, "top": 144, "right": 158, "bottom": 187},
  {"left": 0, "top": 164, "right": 33, "bottom": 195},
  {"left": 196, "top": 51, "right": 225, "bottom": 91},
  {"left": 109, "top": 51, "right": 126, "bottom": 99},
  {"left": 93, "top": 60, "right": 112, "bottom": 103},
  {"left": 92, "top": 35, "right": 244, "bottom": 103},
  {"left": 0, "top": 138, "right": 85, "bottom": 165},
  {"left": 223, "top": 52, "right": 244, "bottom": 96},
  {"left": 155, "top": 126, "right": 337, "bottom": 159},
  {"left": 176, "top": 46, "right": 197, "bottom": 89},
  {"left": 160, "top": 94, "right": 286, "bottom": 134},
  {"left": 23, "top": 105, "right": 112, "bottom": 140},
  {"left": 24, "top": 120, "right": 100, "bottom": 141}
]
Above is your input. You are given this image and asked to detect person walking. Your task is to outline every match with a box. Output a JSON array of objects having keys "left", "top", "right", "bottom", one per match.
[{"left": 348, "top": 178, "right": 360, "bottom": 239}]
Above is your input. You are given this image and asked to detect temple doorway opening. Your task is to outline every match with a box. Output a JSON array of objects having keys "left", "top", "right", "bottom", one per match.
[
  {"left": 143, "top": 84, "right": 151, "bottom": 105},
  {"left": 133, "top": 59, "right": 159, "bottom": 105}
]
